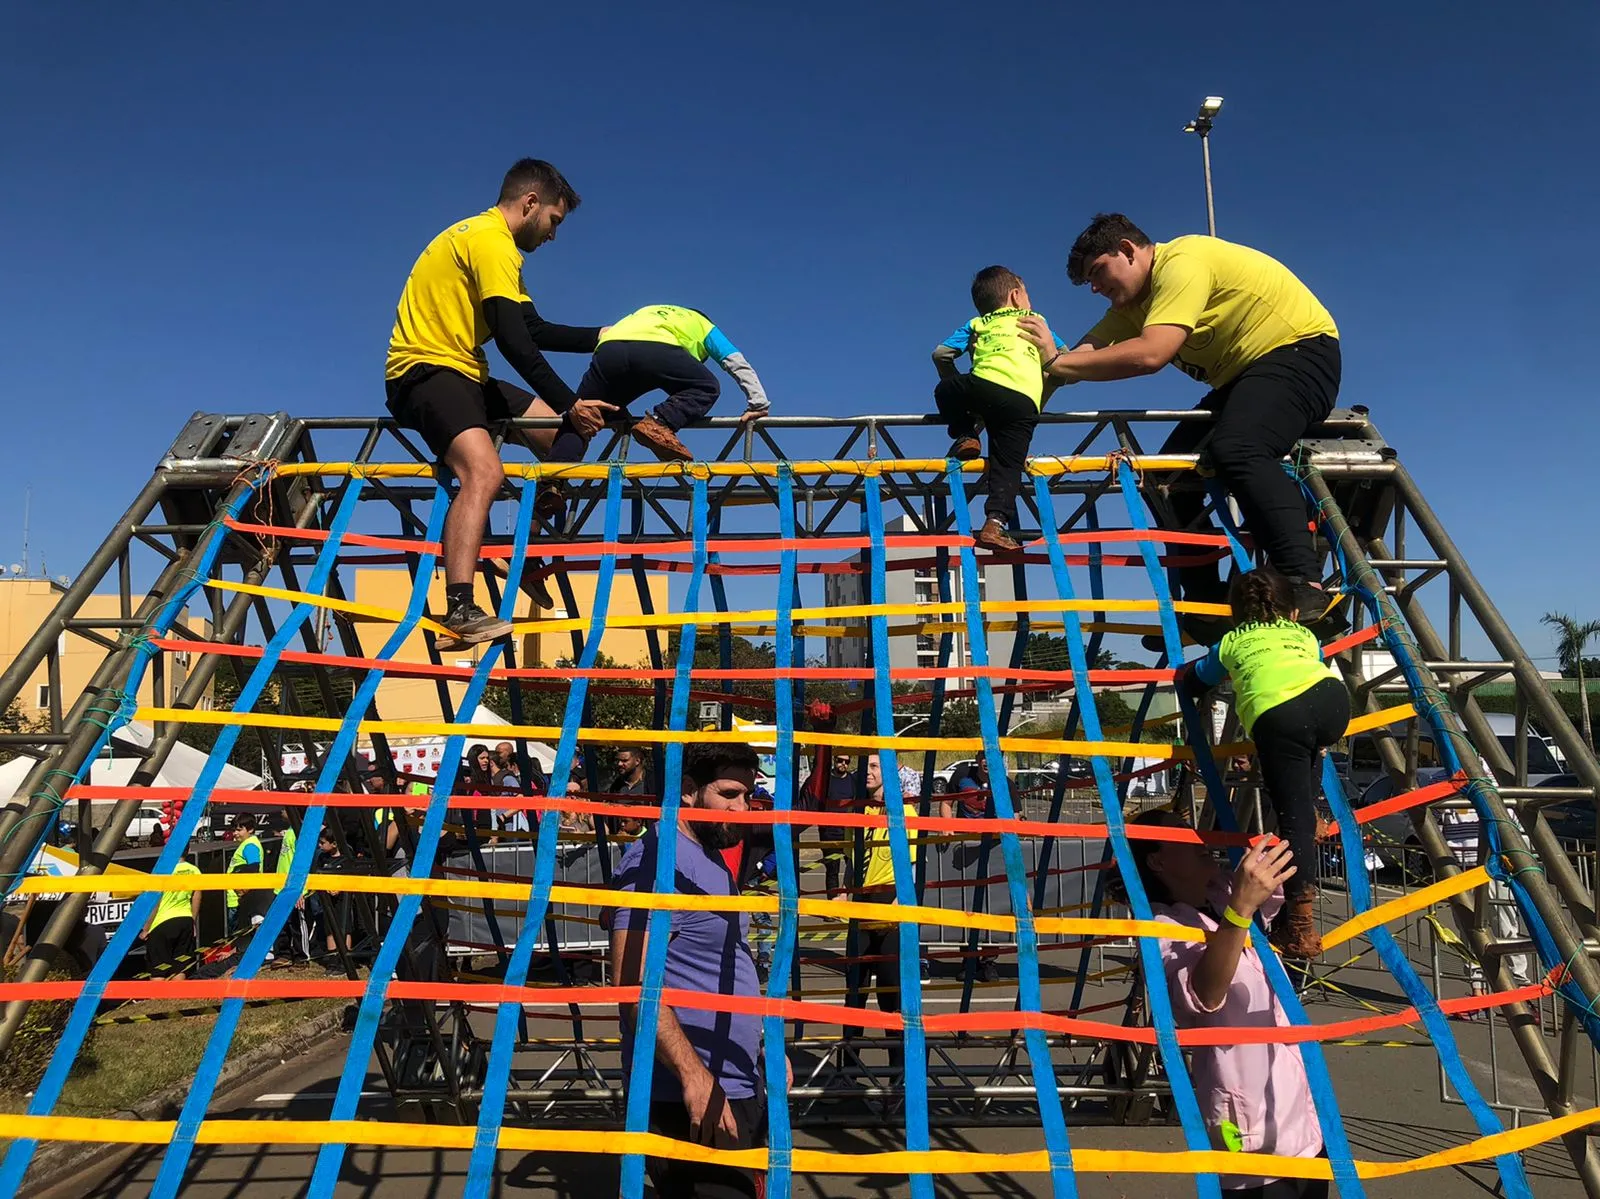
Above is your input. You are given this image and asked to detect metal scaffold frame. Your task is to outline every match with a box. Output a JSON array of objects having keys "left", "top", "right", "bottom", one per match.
[{"left": 0, "top": 405, "right": 1596, "bottom": 1197}]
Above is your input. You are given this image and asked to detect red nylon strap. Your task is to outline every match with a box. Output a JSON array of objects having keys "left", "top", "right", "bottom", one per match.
[{"left": 2, "top": 973, "right": 1556, "bottom": 1045}]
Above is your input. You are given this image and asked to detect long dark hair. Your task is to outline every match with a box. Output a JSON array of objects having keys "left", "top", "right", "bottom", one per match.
[
  {"left": 1107, "top": 810, "right": 1188, "bottom": 908},
  {"left": 465, "top": 743, "right": 496, "bottom": 789},
  {"left": 1227, "top": 567, "right": 1297, "bottom": 627}
]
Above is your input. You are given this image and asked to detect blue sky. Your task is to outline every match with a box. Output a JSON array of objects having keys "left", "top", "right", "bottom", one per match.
[{"left": 1, "top": 1, "right": 1594, "bottom": 666}]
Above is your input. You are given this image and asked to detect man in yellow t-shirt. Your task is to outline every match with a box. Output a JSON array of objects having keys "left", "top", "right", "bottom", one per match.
[
  {"left": 1018, "top": 214, "right": 1343, "bottom": 646},
  {"left": 385, "top": 158, "right": 605, "bottom": 646},
  {"left": 842, "top": 754, "right": 919, "bottom": 1034}
]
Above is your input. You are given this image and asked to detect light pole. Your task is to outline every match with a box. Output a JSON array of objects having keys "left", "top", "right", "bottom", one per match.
[{"left": 1183, "top": 95, "right": 1224, "bottom": 237}]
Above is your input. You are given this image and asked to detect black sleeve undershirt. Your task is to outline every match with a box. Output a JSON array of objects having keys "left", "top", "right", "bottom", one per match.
[{"left": 482, "top": 297, "right": 598, "bottom": 412}]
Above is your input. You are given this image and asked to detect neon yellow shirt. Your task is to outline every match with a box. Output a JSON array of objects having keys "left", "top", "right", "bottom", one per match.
[
  {"left": 1200, "top": 620, "right": 1340, "bottom": 735},
  {"left": 1086, "top": 237, "right": 1337, "bottom": 388},
  {"left": 598, "top": 305, "right": 715, "bottom": 359},
  {"left": 939, "top": 309, "right": 1065, "bottom": 407},
  {"left": 150, "top": 861, "right": 200, "bottom": 931}
]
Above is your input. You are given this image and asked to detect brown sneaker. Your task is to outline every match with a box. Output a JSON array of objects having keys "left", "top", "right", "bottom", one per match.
[
  {"left": 630, "top": 416, "right": 692, "bottom": 462},
  {"left": 949, "top": 437, "right": 982, "bottom": 461},
  {"left": 974, "top": 517, "right": 1020, "bottom": 553},
  {"left": 1269, "top": 887, "right": 1323, "bottom": 960},
  {"left": 534, "top": 480, "right": 568, "bottom": 526}
]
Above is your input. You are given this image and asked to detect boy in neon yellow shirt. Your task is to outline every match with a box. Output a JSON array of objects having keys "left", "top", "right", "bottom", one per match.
[
  {"left": 933, "top": 267, "right": 1067, "bottom": 552},
  {"left": 545, "top": 304, "right": 770, "bottom": 472}
]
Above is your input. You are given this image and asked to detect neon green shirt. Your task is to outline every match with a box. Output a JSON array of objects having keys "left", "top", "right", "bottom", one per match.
[
  {"left": 150, "top": 861, "right": 200, "bottom": 931},
  {"left": 1197, "top": 620, "right": 1340, "bottom": 736},
  {"left": 937, "top": 309, "right": 1067, "bottom": 407}
]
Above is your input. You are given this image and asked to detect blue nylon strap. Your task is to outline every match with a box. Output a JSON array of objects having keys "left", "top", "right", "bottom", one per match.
[
  {"left": 944, "top": 466, "right": 1077, "bottom": 1193},
  {"left": 1204, "top": 480, "right": 1253, "bottom": 573},
  {"left": 309, "top": 476, "right": 540, "bottom": 1195},
  {"left": 1032, "top": 472, "right": 1221, "bottom": 1199},
  {"left": 940, "top": 467, "right": 1081, "bottom": 1190},
  {"left": 155, "top": 484, "right": 455, "bottom": 1196},
  {"left": 617, "top": 474, "right": 711, "bottom": 1199},
  {"left": 763, "top": 466, "right": 799, "bottom": 1197},
  {"left": 458, "top": 465, "right": 626, "bottom": 1196},
  {"left": 0, "top": 472, "right": 346, "bottom": 1193},
  {"left": 1173, "top": 691, "right": 1364, "bottom": 1197},
  {"left": 863, "top": 473, "right": 934, "bottom": 1199}
]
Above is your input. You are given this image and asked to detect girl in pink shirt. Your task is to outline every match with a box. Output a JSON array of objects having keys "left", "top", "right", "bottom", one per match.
[{"left": 1119, "top": 810, "right": 1328, "bottom": 1197}]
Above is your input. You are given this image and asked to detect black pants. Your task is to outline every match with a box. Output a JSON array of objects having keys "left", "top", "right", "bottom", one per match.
[
  {"left": 549, "top": 340, "right": 719, "bottom": 466},
  {"left": 1229, "top": 1151, "right": 1330, "bottom": 1199},
  {"left": 647, "top": 1094, "right": 766, "bottom": 1199},
  {"left": 145, "top": 919, "right": 195, "bottom": 976},
  {"left": 1158, "top": 335, "right": 1340, "bottom": 601},
  {"left": 1251, "top": 677, "right": 1349, "bottom": 897},
  {"left": 933, "top": 374, "right": 1039, "bottom": 523}
]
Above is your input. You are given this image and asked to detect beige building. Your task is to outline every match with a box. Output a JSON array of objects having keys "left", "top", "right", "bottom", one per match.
[
  {"left": 0, "top": 579, "right": 208, "bottom": 723},
  {"left": 351, "top": 566, "right": 670, "bottom": 723}
]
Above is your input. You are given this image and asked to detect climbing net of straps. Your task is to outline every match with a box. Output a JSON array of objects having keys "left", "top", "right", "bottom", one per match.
[{"left": 0, "top": 454, "right": 1595, "bottom": 1199}]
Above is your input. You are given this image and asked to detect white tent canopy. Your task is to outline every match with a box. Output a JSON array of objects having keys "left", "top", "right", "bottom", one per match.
[{"left": 0, "top": 719, "right": 262, "bottom": 806}]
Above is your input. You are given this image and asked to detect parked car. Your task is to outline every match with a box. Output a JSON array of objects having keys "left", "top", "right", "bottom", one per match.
[
  {"left": 1530, "top": 775, "right": 1596, "bottom": 843},
  {"left": 1346, "top": 712, "right": 1561, "bottom": 794},
  {"left": 1352, "top": 766, "right": 1479, "bottom": 876},
  {"left": 125, "top": 804, "right": 170, "bottom": 846}
]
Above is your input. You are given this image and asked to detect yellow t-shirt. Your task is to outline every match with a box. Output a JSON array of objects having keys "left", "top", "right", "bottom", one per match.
[
  {"left": 863, "top": 802, "right": 919, "bottom": 893},
  {"left": 1086, "top": 236, "right": 1337, "bottom": 388},
  {"left": 151, "top": 861, "right": 200, "bottom": 931},
  {"left": 386, "top": 208, "right": 530, "bottom": 383}
]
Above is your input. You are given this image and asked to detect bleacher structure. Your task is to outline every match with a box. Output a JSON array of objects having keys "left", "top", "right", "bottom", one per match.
[{"left": 0, "top": 405, "right": 1598, "bottom": 1197}]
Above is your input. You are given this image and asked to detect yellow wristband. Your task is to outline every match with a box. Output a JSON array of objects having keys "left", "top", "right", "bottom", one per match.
[{"left": 1222, "top": 905, "right": 1253, "bottom": 929}]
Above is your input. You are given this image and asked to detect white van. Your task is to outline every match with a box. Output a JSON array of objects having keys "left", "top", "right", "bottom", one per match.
[{"left": 1345, "top": 712, "right": 1560, "bottom": 794}]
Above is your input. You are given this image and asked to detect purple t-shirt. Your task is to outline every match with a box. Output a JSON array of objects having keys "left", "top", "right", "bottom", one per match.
[{"left": 612, "top": 827, "right": 762, "bottom": 1101}]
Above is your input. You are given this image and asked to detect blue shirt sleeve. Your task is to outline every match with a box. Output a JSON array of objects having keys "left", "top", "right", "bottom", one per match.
[
  {"left": 1053, "top": 331, "right": 1069, "bottom": 350},
  {"left": 241, "top": 842, "right": 262, "bottom": 867},
  {"left": 1192, "top": 645, "right": 1227, "bottom": 687},
  {"left": 938, "top": 325, "right": 972, "bottom": 356},
  {"left": 704, "top": 325, "right": 739, "bottom": 364}
]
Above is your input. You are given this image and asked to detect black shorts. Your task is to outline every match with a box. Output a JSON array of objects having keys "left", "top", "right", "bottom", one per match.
[
  {"left": 146, "top": 918, "right": 195, "bottom": 976},
  {"left": 384, "top": 364, "right": 535, "bottom": 459}
]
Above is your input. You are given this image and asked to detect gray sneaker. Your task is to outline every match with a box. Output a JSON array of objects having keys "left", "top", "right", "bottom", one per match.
[{"left": 440, "top": 600, "right": 512, "bottom": 646}]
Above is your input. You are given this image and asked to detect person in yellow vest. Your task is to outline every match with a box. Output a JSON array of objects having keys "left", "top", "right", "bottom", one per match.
[
  {"left": 385, "top": 158, "right": 603, "bottom": 645},
  {"left": 1016, "top": 214, "right": 1344, "bottom": 646},
  {"left": 544, "top": 304, "right": 771, "bottom": 471},
  {"left": 1179, "top": 568, "right": 1349, "bottom": 960},
  {"left": 932, "top": 267, "right": 1069, "bottom": 552},
  {"left": 839, "top": 754, "right": 920, "bottom": 1052},
  {"left": 139, "top": 859, "right": 201, "bottom": 980},
  {"left": 224, "top": 814, "right": 268, "bottom": 943}
]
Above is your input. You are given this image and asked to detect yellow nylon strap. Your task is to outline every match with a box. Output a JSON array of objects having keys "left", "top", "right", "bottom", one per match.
[
  {"left": 2, "top": 1105, "right": 1594, "bottom": 1176},
  {"left": 1321, "top": 865, "right": 1491, "bottom": 951},
  {"left": 26, "top": 865, "right": 1457, "bottom": 949},
  {"left": 130, "top": 703, "right": 1414, "bottom": 765},
  {"left": 15, "top": 873, "right": 1205, "bottom": 943},
  {"left": 269, "top": 456, "right": 1200, "bottom": 482},
  {"left": 200, "top": 578, "right": 1232, "bottom": 639}
]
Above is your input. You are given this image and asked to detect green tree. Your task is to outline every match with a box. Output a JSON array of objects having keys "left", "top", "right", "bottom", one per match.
[
  {"left": 0, "top": 699, "right": 45, "bottom": 766},
  {"left": 1541, "top": 612, "right": 1600, "bottom": 749}
]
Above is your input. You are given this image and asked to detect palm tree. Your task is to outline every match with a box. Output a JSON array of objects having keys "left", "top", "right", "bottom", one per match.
[{"left": 1541, "top": 612, "right": 1600, "bottom": 748}]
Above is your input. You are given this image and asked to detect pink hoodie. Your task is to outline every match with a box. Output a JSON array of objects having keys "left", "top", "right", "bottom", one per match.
[{"left": 1153, "top": 880, "right": 1324, "bottom": 1190}]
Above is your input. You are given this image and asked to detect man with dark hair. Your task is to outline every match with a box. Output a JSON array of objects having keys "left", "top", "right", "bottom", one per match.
[
  {"left": 1019, "top": 215, "right": 1343, "bottom": 645},
  {"left": 933, "top": 266, "right": 1067, "bottom": 551},
  {"left": 385, "top": 157, "right": 607, "bottom": 645},
  {"left": 608, "top": 742, "right": 781, "bottom": 1199}
]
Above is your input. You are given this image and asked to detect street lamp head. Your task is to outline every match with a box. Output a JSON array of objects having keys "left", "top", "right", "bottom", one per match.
[{"left": 1200, "top": 95, "right": 1224, "bottom": 117}]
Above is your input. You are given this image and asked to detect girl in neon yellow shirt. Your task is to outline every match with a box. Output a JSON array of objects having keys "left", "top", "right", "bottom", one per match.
[{"left": 1181, "top": 569, "right": 1348, "bottom": 959}]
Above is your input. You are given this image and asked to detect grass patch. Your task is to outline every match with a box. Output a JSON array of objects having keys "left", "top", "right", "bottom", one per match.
[{"left": 0, "top": 965, "right": 344, "bottom": 1119}]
